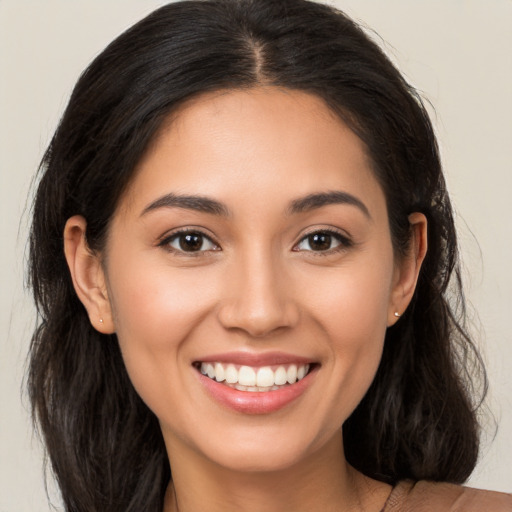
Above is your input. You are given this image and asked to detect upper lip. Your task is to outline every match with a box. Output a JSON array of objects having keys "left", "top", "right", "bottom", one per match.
[{"left": 194, "top": 351, "right": 314, "bottom": 367}]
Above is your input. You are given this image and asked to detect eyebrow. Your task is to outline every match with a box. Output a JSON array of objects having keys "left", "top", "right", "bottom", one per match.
[
  {"left": 287, "top": 191, "right": 371, "bottom": 218},
  {"left": 141, "top": 190, "right": 370, "bottom": 219},
  {"left": 141, "top": 193, "right": 230, "bottom": 217}
]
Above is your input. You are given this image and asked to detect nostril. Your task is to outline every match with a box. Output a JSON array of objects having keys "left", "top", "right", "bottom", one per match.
[{"left": 217, "top": 301, "right": 300, "bottom": 338}]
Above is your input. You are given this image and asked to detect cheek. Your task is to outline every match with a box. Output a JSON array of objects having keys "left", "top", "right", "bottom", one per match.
[
  {"left": 305, "top": 253, "right": 393, "bottom": 339},
  {"left": 302, "top": 255, "right": 393, "bottom": 415},
  {"left": 105, "top": 255, "right": 217, "bottom": 406},
  {"left": 108, "top": 233, "right": 221, "bottom": 328},
  {"left": 111, "top": 269, "right": 208, "bottom": 346}
]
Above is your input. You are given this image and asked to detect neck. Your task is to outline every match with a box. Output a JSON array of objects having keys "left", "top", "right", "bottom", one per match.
[{"left": 162, "top": 432, "right": 390, "bottom": 512}]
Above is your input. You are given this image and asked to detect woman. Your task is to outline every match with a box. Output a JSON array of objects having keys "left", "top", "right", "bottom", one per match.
[{"left": 28, "top": 0, "right": 511, "bottom": 511}]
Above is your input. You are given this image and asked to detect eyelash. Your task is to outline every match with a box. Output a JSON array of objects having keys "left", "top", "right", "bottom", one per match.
[
  {"left": 293, "top": 228, "right": 353, "bottom": 255},
  {"left": 158, "top": 228, "right": 220, "bottom": 257},
  {"left": 158, "top": 228, "right": 353, "bottom": 256}
]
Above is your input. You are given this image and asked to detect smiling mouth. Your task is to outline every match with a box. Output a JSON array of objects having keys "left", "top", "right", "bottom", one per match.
[{"left": 194, "top": 362, "right": 313, "bottom": 392}]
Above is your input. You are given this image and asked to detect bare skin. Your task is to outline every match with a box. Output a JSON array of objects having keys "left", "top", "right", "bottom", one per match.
[
  {"left": 64, "top": 87, "right": 427, "bottom": 512},
  {"left": 162, "top": 432, "right": 392, "bottom": 512}
]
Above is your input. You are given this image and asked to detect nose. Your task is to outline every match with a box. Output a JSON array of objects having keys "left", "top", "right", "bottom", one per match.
[{"left": 217, "top": 250, "right": 300, "bottom": 338}]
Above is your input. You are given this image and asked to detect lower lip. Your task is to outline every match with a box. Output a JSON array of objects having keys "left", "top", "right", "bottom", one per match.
[{"left": 197, "top": 368, "right": 316, "bottom": 415}]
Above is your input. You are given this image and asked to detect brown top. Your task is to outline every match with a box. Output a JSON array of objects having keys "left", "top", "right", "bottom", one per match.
[{"left": 382, "top": 480, "right": 512, "bottom": 512}]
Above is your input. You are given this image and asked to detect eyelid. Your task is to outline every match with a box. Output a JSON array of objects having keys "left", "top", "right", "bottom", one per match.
[
  {"left": 157, "top": 225, "right": 353, "bottom": 256},
  {"left": 157, "top": 227, "right": 221, "bottom": 254},
  {"left": 293, "top": 227, "right": 353, "bottom": 253}
]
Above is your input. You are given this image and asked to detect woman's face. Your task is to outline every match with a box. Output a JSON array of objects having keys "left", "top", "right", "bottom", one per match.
[{"left": 100, "top": 87, "right": 411, "bottom": 472}]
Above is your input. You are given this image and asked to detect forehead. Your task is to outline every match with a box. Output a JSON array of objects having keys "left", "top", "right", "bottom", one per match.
[{"left": 118, "top": 87, "right": 386, "bottom": 220}]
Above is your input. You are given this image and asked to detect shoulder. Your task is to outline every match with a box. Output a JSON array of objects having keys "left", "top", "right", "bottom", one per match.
[{"left": 383, "top": 480, "right": 512, "bottom": 512}]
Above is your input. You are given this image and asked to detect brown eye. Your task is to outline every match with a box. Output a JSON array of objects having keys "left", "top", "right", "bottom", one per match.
[
  {"left": 307, "top": 233, "right": 332, "bottom": 251},
  {"left": 165, "top": 231, "right": 218, "bottom": 253},
  {"left": 179, "top": 233, "right": 203, "bottom": 251},
  {"left": 295, "top": 230, "right": 349, "bottom": 252}
]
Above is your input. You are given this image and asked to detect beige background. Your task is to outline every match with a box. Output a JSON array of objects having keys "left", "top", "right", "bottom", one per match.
[{"left": 1, "top": 1, "right": 511, "bottom": 509}]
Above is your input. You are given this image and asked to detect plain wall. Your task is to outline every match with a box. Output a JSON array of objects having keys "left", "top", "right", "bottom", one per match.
[{"left": 1, "top": 1, "right": 510, "bottom": 510}]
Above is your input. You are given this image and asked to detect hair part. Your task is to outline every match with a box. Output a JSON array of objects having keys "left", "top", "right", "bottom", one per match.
[{"left": 28, "top": 1, "right": 486, "bottom": 510}]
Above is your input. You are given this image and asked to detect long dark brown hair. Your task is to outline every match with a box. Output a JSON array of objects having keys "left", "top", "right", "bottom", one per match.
[{"left": 28, "top": 0, "right": 486, "bottom": 510}]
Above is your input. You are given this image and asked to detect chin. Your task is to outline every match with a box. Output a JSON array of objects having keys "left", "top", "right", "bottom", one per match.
[
  {"left": 207, "top": 443, "right": 311, "bottom": 474},
  {"left": 183, "top": 419, "right": 338, "bottom": 474}
]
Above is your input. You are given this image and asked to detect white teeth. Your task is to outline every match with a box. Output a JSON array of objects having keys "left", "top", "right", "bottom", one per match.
[
  {"left": 286, "top": 364, "right": 297, "bottom": 384},
  {"left": 199, "top": 361, "right": 311, "bottom": 390},
  {"left": 225, "top": 364, "right": 238, "bottom": 383},
  {"left": 214, "top": 362, "right": 225, "bottom": 382},
  {"left": 238, "top": 366, "right": 256, "bottom": 386},
  {"left": 231, "top": 383, "right": 285, "bottom": 392},
  {"left": 256, "top": 367, "right": 274, "bottom": 387},
  {"left": 274, "top": 366, "right": 288, "bottom": 385}
]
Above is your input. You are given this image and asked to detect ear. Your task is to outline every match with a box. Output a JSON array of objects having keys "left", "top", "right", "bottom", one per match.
[
  {"left": 387, "top": 212, "right": 428, "bottom": 326},
  {"left": 63, "top": 215, "right": 115, "bottom": 333}
]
